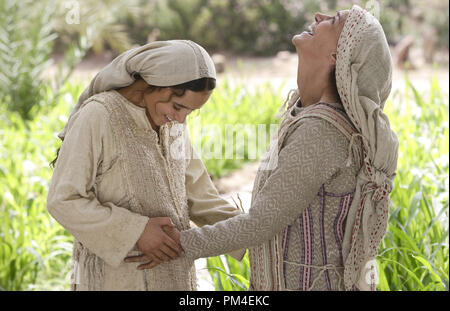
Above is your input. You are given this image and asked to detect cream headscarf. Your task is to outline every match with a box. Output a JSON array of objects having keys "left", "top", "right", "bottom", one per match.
[
  {"left": 336, "top": 5, "right": 399, "bottom": 290},
  {"left": 57, "top": 40, "right": 216, "bottom": 141}
]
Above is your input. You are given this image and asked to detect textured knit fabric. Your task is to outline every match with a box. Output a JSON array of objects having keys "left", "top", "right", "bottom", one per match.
[
  {"left": 335, "top": 5, "right": 399, "bottom": 290},
  {"left": 180, "top": 98, "right": 364, "bottom": 290},
  {"left": 47, "top": 90, "right": 244, "bottom": 290},
  {"left": 58, "top": 40, "right": 216, "bottom": 140}
]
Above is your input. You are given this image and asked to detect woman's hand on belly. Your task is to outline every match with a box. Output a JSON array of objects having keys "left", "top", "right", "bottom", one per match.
[{"left": 125, "top": 217, "right": 183, "bottom": 269}]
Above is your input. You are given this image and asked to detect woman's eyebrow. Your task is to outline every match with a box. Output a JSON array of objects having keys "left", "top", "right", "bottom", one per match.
[{"left": 174, "top": 101, "right": 194, "bottom": 111}]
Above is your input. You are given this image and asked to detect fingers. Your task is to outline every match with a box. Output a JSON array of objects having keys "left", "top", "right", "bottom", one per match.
[
  {"left": 125, "top": 246, "right": 178, "bottom": 267},
  {"left": 153, "top": 217, "right": 175, "bottom": 227},
  {"left": 163, "top": 225, "right": 181, "bottom": 244},
  {"left": 138, "top": 260, "right": 161, "bottom": 270},
  {"left": 162, "top": 233, "right": 184, "bottom": 255},
  {"left": 124, "top": 255, "right": 162, "bottom": 270},
  {"left": 147, "top": 217, "right": 182, "bottom": 254},
  {"left": 135, "top": 218, "right": 183, "bottom": 264},
  {"left": 148, "top": 253, "right": 163, "bottom": 266},
  {"left": 164, "top": 239, "right": 184, "bottom": 257},
  {"left": 159, "top": 244, "right": 178, "bottom": 259},
  {"left": 124, "top": 255, "right": 150, "bottom": 263},
  {"left": 124, "top": 254, "right": 163, "bottom": 266},
  {"left": 154, "top": 249, "right": 171, "bottom": 262}
]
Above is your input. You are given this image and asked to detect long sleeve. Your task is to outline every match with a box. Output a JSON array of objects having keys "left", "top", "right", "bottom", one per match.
[
  {"left": 47, "top": 102, "right": 149, "bottom": 268},
  {"left": 180, "top": 117, "right": 349, "bottom": 259},
  {"left": 184, "top": 128, "right": 246, "bottom": 260}
]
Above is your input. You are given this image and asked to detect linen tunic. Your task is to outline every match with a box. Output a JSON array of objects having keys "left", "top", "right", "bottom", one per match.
[
  {"left": 180, "top": 100, "right": 367, "bottom": 290},
  {"left": 47, "top": 90, "right": 244, "bottom": 290}
]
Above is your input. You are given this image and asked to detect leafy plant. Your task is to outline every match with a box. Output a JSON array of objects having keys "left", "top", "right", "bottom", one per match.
[
  {"left": 0, "top": 0, "right": 92, "bottom": 121},
  {"left": 52, "top": 0, "right": 137, "bottom": 55},
  {"left": 188, "top": 79, "right": 283, "bottom": 178},
  {"left": 0, "top": 83, "right": 79, "bottom": 290},
  {"left": 206, "top": 253, "right": 250, "bottom": 291},
  {"left": 376, "top": 75, "right": 449, "bottom": 291}
]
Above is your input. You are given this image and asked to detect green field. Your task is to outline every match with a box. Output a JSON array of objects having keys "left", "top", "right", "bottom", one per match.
[{"left": 0, "top": 76, "right": 448, "bottom": 291}]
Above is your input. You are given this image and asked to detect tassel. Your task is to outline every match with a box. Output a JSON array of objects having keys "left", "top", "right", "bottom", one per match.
[{"left": 276, "top": 88, "right": 298, "bottom": 119}]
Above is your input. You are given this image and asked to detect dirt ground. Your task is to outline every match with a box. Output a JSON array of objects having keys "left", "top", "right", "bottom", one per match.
[{"left": 61, "top": 49, "right": 449, "bottom": 94}]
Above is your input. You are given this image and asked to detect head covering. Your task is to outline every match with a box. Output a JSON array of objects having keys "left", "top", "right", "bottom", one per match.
[
  {"left": 335, "top": 5, "right": 399, "bottom": 290},
  {"left": 58, "top": 40, "right": 216, "bottom": 140}
]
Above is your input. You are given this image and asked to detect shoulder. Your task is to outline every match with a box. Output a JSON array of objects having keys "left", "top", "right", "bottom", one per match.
[
  {"left": 283, "top": 116, "right": 350, "bottom": 164},
  {"left": 74, "top": 99, "right": 110, "bottom": 125},
  {"left": 81, "top": 100, "right": 109, "bottom": 117},
  {"left": 65, "top": 100, "right": 111, "bottom": 138},
  {"left": 286, "top": 116, "right": 348, "bottom": 145}
]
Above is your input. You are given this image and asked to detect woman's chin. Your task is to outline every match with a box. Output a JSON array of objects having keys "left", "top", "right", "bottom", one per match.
[{"left": 292, "top": 32, "right": 313, "bottom": 45}]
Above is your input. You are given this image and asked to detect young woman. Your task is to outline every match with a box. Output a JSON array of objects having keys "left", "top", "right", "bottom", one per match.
[
  {"left": 47, "top": 40, "right": 244, "bottom": 291},
  {"left": 135, "top": 5, "right": 399, "bottom": 291}
]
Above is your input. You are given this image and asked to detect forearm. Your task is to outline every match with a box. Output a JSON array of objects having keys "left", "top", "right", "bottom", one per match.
[{"left": 180, "top": 118, "right": 348, "bottom": 260}]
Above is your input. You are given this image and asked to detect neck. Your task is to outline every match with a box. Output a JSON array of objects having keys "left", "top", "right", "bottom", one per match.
[
  {"left": 117, "top": 82, "right": 160, "bottom": 132},
  {"left": 297, "top": 58, "right": 340, "bottom": 107},
  {"left": 117, "top": 82, "right": 146, "bottom": 107}
]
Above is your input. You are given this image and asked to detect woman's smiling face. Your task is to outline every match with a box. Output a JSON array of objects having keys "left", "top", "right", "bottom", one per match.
[
  {"left": 292, "top": 10, "right": 349, "bottom": 60},
  {"left": 143, "top": 88, "right": 211, "bottom": 127}
]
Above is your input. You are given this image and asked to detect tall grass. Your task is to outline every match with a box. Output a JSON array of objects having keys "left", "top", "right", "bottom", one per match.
[
  {"left": 187, "top": 79, "right": 282, "bottom": 178},
  {"left": 205, "top": 76, "right": 449, "bottom": 291},
  {"left": 206, "top": 254, "right": 250, "bottom": 291},
  {"left": 375, "top": 76, "right": 449, "bottom": 291},
  {"left": 0, "top": 83, "right": 82, "bottom": 290},
  {"left": 0, "top": 76, "right": 447, "bottom": 291}
]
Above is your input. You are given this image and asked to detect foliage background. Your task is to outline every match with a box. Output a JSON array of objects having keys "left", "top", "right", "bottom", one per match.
[{"left": 50, "top": 0, "right": 450, "bottom": 56}]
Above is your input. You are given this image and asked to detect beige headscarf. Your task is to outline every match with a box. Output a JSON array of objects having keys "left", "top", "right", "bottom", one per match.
[
  {"left": 335, "top": 5, "right": 399, "bottom": 290},
  {"left": 57, "top": 40, "right": 216, "bottom": 141}
]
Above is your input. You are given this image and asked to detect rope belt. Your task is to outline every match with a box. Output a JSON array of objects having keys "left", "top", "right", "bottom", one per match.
[{"left": 283, "top": 261, "right": 344, "bottom": 291}]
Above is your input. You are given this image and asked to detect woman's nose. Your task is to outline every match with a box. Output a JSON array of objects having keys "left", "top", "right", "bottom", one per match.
[
  {"left": 174, "top": 111, "right": 187, "bottom": 123},
  {"left": 314, "top": 13, "right": 327, "bottom": 23},
  {"left": 314, "top": 13, "right": 321, "bottom": 23}
]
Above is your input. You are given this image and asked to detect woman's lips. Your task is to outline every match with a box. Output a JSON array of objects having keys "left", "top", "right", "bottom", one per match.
[
  {"left": 294, "top": 31, "right": 313, "bottom": 40},
  {"left": 164, "top": 115, "right": 173, "bottom": 123}
]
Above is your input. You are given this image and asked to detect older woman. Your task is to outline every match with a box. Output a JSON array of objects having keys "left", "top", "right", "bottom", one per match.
[
  {"left": 132, "top": 5, "right": 399, "bottom": 291},
  {"left": 47, "top": 40, "right": 244, "bottom": 291}
]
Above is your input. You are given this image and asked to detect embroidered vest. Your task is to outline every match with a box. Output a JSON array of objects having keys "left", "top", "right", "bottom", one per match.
[
  {"left": 71, "top": 91, "right": 196, "bottom": 290},
  {"left": 248, "top": 102, "right": 362, "bottom": 290}
]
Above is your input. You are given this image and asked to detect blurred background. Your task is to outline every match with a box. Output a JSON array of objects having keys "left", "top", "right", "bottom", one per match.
[
  {"left": 0, "top": 0, "right": 448, "bottom": 291},
  {"left": 1, "top": 0, "right": 449, "bottom": 118},
  {"left": 53, "top": 0, "right": 449, "bottom": 59}
]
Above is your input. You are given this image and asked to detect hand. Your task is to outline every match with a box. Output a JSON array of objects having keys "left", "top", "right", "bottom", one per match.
[
  {"left": 162, "top": 224, "right": 181, "bottom": 245},
  {"left": 127, "top": 217, "right": 183, "bottom": 269},
  {"left": 125, "top": 224, "right": 183, "bottom": 270}
]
